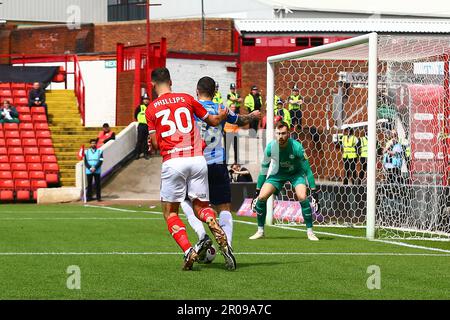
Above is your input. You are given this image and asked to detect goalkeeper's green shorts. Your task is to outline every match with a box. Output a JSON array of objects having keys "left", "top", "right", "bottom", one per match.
[{"left": 264, "top": 174, "right": 306, "bottom": 194}]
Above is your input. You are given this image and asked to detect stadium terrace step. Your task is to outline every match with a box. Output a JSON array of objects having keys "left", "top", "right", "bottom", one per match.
[{"left": 47, "top": 90, "right": 126, "bottom": 187}]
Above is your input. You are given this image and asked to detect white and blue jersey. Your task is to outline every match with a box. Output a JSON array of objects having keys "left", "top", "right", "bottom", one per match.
[{"left": 196, "top": 100, "right": 238, "bottom": 165}]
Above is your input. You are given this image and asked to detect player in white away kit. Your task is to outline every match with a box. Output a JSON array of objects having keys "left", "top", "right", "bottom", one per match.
[
  {"left": 146, "top": 67, "right": 236, "bottom": 271},
  {"left": 180, "top": 76, "right": 260, "bottom": 263}
]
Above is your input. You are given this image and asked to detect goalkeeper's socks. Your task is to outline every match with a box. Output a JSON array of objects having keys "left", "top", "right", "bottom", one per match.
[
  {"left": 258, "top": 226, "right": 264, "bottom": 233},
  {"left": 219, "top": 211, "right": 233, "bottom": 247},
  {"left": 307, "top": 228, "right": 313, "bottom": 233},
  {"left": 167, "top": 215, "right": 192, "bottom": 252},
  {"left": 255, "top": 199, "right": 267, "bottom": 227},
  {"left": 300, "top": 200, "right": 313, "bottom": 229}
]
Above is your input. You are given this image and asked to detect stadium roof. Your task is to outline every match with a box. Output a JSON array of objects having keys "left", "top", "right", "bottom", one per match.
[{"left": 235, "top": 19, "right": 450, "bottom": 35}]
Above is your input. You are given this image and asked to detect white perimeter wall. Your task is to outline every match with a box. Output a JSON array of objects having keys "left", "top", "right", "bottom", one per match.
[
  {"left": 16, "top": 60, "right": 117, "bottom": 128},
  {"left": 166, "top": 58, "right": 237, "bottom": 100}
]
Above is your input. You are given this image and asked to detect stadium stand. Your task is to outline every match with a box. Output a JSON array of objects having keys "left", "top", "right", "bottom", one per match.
[{"left": 0, "top": 82, "right": 60, "bottom": 202}]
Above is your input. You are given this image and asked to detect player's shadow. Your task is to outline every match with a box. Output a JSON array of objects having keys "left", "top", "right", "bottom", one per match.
[{"left": 203, "top": 261, "right": 296, "bottom": 270}]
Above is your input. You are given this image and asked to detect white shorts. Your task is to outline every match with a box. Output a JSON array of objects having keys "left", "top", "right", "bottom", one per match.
[{"left": 160, "top": 156, "right": 209, "bottom": 203}]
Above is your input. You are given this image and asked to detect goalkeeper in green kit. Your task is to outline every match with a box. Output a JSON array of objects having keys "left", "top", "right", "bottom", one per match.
[{"left": 249, "top": 121, "right": 319, "bottom": 241}]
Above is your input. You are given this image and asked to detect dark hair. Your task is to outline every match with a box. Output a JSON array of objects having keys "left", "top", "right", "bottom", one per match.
[
  {"left": 275, "top": 121, "right": 289, "bottom": 130},
  {"left": 102, "top": 123, "right": 109, "bottom": 128},
  {"left": 197, "top": 76, "right": 216, "bottom": 99},
  {"left": 151, "top": 67, "right": 171, "bottom": 84},
  {"left": 90, "top": 139, "right": 97, "bottom": 143}
]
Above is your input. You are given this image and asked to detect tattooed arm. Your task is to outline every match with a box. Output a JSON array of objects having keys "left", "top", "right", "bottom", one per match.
[{"left": 235, "top": 110, "right": 261, "bottom": 127}]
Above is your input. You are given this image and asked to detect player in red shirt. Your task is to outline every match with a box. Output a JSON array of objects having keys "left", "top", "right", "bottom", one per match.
[{"left": 146, "top": 67, "right": 236, "bottom": 271}]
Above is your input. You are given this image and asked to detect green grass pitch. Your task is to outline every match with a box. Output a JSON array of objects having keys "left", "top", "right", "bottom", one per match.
[{"left": 0, "top": 204, "right": 449, "bottom": 300}]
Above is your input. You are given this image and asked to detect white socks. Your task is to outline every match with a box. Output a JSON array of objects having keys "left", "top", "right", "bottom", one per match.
[
  {"left": 180, "top": 200, "right": 206, "bottom": 241},
  {"left": 219, "top": 211, "right": 233, "bottom": 247},
  {"left": 258, "top": 226, "right": 264, "bottom": 233}
]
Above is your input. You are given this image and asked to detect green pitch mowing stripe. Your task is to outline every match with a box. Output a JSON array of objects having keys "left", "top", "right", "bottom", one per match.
[{"left": 0, "top": 204, "right": 449, "bottom": 299}]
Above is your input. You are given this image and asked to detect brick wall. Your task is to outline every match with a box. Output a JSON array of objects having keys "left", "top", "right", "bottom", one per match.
[
  {"left": 0, "top": 30, "right": 11, "bottom": 64},
  {"left": 9, "top": 24, "right": 95, "bottom": 55},
  {"left": 95, "top": 19, "right": 234, "bottom": 54},
  {"left": 116, "top": 71, "right": 136, "bottom": 126}
]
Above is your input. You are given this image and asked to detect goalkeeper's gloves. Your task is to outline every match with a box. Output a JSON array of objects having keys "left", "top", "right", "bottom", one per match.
[
  {"left": 309, "top": 189, "right": 320, "bottom": 213},
  {"left": 251, "top": 189, "right": 260, "bottom": 212}
]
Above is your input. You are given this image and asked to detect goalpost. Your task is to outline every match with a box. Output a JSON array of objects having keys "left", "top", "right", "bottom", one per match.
[{"left": 265, "top": 32, "right": 450, "bottom": 241}]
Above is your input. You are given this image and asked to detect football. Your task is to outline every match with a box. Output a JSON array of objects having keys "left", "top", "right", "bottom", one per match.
[{"left": 202, "top": 245, "right": 217, "bottom": 264}]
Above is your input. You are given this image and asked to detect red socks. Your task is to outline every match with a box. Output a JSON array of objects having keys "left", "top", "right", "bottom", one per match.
[
  {"left": 167, "top": 215, "right": 191, "bottom": 252},
  {"left": 198, "top": 207, "right": 216, "bottom": 222}
]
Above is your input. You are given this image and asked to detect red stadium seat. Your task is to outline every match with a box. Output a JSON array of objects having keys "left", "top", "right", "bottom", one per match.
[
  {"left": 0, "top": 140, "right": 4, "bottom": 148},
  {"left": 0, "top": 171, "right": 12, "bottom": 179},
  {"left": 8, "top": 147, "right": 23, "bottom": 155},
  {"left": 41, "top": 155, "right": 57, "bottom": 163},
  {"left": 20, "top": 131, "right": 36, "bottom": 139},
  {"left": 29, "top": 171, "right": 45, "bottom": 180},
  {"left": 0, "top": 147, "right": 6, "bottom": 155},
  {"left": 0, "top": 179, "right": 14, "bottom": 201},
  {"left": 15, "top": 179, "right": 31, "bottom": 201},
  {"left": 34, "top": 123, "right": 49, "bottom": 131},
  {"left": 13, "top": 171, "right": 28, "bottom": 180},
  {"left": 0, "top": 83, "right": 11, "bottom": 89},
  {"left": 4, "top": 131, "right": 20, "bottom": 139},
  {"left": 38, "top": 138, "right": 53, "bottom": 147},
  {"left": 26, "top": 83, "right": 34, "bottom": 90},
  {"left": 11, "top": 83, "right": 26, "bottom": 90},
  {"left": 31, "top": 107, "right": 46, "bottom": 115},
  {"left": 22, "top": 138, "right": 37, "bottom": 147},
  {"left": 19, "top": 114, "right": 32, "bottom": 123},
  {"left": 24, "top": 147, "right": 39, "bottom": 156},
  {"left": 0, "top": 163, "right": 11, "bottom": 171},
  {"left": 10, "top": 155, "right": 25, "bottom": 163},
  {"left": 32, "top": 180, "right": 47, "bottom": 200},
  {"left": 11, "top": 163, "right": 27, "bottom": 171},
  {"left": 19, "top": 123, "right": 34, "bottom": 131},
  {"left": 6, "top": 139, "right": 21, "bottom": 147},
  {"left": 13, "top": 90, "right": 27, "bottom": 98},
  {"left": 35, "top": 130, "right": 51, "bottom": 139},
  {"left": 14, "top": 97, "right": 29, "bottom": 106},
  {"left": 44, "top": 163, "right": 59, "bottom": 172},
  {"left": 45, "top": 173, "right": 59, "bottom": 185},
  {"left": 40, "top": 147, "right": 55, "bottom": 155},
  {"left": 16, "top": 106, "right": 30, "bottom": 115},
  {"left": 25, "top": 155, "right": 40, "bottom": 163},
  {"left": 0, "top": 89, "right": 12, "bottom": 96},
  {"left": 28, "top": 163, "right": 43, "bottom": 172},
  {"left": 0, "top": 132, "right": 3, "bottom": 139},
  {"left": 32, "top": 114, "right": 47, "bottom": 123},
  {"left": 0, "top": 155, "right": 9, "bottom": 163},
  {"left": 3, "top": 123, "right": 19, "bottom": 130}
]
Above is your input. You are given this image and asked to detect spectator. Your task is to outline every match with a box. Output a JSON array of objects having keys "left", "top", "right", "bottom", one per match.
[
  {"left": 227, "top": 83, "right": 242, "bottom": 114},
  {"left": 229, "top": 163, "right": 253, "bottom": 182},
  {"left": 341, "top": 127, "right": 358, "bottom": 185},
  {"left": 28, "top": 82, "right": 47, "bottom": 107},
  {"left": 275, "top": 98, "right": 291, "bottom": 128},
  {"left": 357, "top": 128, "right": 368, "bottom": 184},
  {"left": 134, "top": 93, "right": 150, "bottom": 160},
  {"left": 85, "top": 139, "right": 103, "bottom": 202},
  {"left": 244, "top": 85, "right": 263, "bottom": 137},
  {"left": 382, "top": 130, "right": 404, "bottom": 184},
  {"left": 288, "top": 86, "right": 303, "bottom": 130},
  {"left": 0, "top": 100, "right": 19, "bottom": 123},
  {"left": 96, "top": 123, "right": 116, "bottom": 148},
  {"left": 213, "top": 82, "right": 223, "bottom": 105}
]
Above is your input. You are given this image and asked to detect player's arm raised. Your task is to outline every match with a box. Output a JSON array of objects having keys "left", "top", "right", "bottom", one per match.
[{"left": 191, "top": 97, "right": 228, "bottom": 127}]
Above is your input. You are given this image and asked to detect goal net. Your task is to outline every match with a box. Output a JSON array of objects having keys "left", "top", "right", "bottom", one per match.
[{"left": 266, "top": 33, "right": 450, "bottom": 240}]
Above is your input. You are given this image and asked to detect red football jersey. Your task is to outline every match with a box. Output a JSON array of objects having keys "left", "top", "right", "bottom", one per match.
[{"left": 146, "top": 92, "right": 208, "bottom": 162}]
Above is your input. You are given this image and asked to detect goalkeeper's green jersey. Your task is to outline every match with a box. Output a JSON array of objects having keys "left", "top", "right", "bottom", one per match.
[{"left": 257, "top": 138, "right": 316, "bottom": 189}]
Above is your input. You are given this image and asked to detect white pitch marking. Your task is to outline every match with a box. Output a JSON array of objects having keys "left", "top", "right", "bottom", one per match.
[
  {"left": 0, "top": 252, "right": 448, "bottom": 257},
  {"left": 81, "top": 205, "right": 450, "bottom": 254}
]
